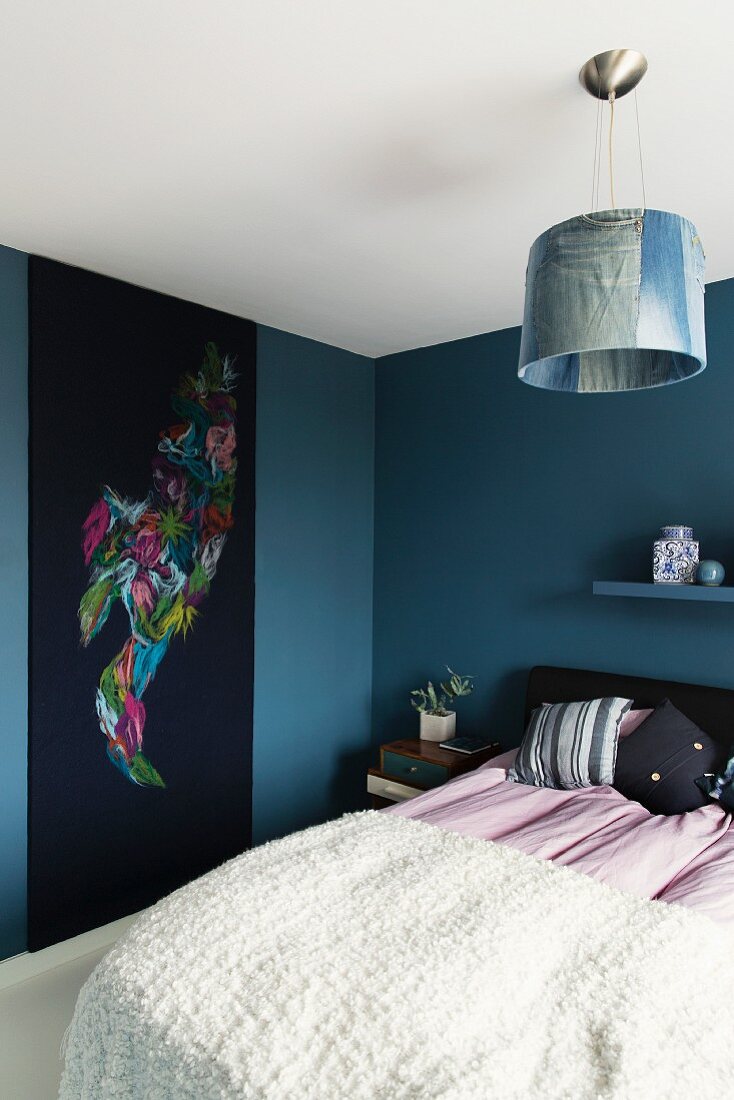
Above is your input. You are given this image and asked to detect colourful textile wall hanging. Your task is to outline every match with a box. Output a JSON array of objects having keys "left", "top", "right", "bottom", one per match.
[{"left": 28, "top": 257, "right": 255, "bottom": 950}]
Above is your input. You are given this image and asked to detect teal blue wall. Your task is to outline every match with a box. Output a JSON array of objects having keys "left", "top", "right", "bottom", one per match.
[
  {"left": 0, "top": 246, "right": 28, "bottom": 960},
  {"left": 5, "top": 252, "right": 734, "bottom": 958},
  {"left": 0, "top": 289, "right": 374, "bottom": 959},
  {"left": 253, "top": 327, "right": 374, "bottom": 844},
  {"left": 373, "top": 278, "right": 734, "bottom": 748}
]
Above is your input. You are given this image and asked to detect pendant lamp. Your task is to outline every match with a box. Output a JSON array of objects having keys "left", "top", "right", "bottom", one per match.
[{"left": 518, "top": 50, "right": 706, "bottom": 393}]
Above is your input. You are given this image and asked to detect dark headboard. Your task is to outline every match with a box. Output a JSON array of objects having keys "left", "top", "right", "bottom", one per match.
[{"left": 526, "top": 666, "right": 734, "bottom": 747}]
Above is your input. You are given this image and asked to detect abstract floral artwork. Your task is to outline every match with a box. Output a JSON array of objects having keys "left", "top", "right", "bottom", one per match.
[
  {"left": 29, "top": 256, "right": 254, "bottom": 951},
  {"left": 79, "top": 344, "right": 238, "bottom": 788}
]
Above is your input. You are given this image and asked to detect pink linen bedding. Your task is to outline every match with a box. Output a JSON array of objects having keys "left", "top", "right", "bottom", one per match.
[{"left": 384, "top": 749, "right": 734, "bottom": 924}]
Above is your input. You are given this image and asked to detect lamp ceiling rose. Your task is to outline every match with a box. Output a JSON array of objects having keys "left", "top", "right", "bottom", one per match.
[{"left": 579, "top": 49, "right": 648, "bottom": 100}]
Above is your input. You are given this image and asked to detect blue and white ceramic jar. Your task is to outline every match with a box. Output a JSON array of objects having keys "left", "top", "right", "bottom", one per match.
[{"left": 653, "top": 525, "right": 699, "bottom": 584}]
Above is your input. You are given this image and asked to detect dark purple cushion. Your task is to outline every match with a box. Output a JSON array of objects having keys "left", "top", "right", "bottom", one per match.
[{"left": 613, "top": 699, "right": 722, "bottom": 814}]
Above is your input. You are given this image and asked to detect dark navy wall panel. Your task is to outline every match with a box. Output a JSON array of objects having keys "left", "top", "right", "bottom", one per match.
[
  {"left": 373, "top": 279, "right": 734, "bottom": 749},
  {"left": 0, "top": 246, "right": 28, "bottom": 960},
  {"left": 253, "top": 327, "right": 374, "bottom": 845},
  {"left": 27, "top": 260, "right": 256, "bottom": 951}
]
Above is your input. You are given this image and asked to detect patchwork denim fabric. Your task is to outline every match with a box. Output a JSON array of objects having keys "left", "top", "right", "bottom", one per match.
[{"left": 518, "top": 208, "right": 706, "bottom": 393}]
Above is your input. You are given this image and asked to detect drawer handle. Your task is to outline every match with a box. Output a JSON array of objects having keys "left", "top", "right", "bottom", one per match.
[{"left": 408, "top": 766, "right": 418, "bottom": 773}]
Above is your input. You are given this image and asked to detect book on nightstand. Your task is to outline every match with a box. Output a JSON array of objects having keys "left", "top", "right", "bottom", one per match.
[{"left": 439, "top": 737, "right": 498, "bottom": 755}]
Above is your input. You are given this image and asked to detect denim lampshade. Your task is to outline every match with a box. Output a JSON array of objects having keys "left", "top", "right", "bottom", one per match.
[{"left": 518, "top": 209, "right": 706, "bottom": 393}]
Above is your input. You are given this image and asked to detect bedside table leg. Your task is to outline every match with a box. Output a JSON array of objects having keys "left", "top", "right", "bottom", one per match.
[{"left": 370, "top": 795, "right": 395, "bottom": 809}]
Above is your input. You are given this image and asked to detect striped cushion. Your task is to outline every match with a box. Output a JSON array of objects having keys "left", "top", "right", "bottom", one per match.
[{"left": 508, "top": 697, "right": 632, "bottom": 789}]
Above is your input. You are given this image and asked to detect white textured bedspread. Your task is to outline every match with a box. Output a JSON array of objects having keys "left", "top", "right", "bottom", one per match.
[{"left": 60, "top": 812, "right": 734, "bottom": 1099}]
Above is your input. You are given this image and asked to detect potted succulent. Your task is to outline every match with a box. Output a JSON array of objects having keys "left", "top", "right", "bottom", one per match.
[{"left": 410, "top": 668, "right": 475, "bottom": 741}]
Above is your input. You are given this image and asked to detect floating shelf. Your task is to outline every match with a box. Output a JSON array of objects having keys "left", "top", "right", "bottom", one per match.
[{"left": 593, "top": 581, "right": 734, "bottom": 603}]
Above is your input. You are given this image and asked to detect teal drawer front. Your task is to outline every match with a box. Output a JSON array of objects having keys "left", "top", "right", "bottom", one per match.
[{"left": 381, "top": 752, "right": 449, "bottom": 788}]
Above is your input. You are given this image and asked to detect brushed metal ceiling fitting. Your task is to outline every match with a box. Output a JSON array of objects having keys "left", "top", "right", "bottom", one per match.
[{"left": 579, "top": 49, "right": 648, "bottom": 100}]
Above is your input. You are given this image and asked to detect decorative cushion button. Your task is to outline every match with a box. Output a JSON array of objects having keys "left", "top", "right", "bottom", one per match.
[
  {"left": 694, "top": 742, "right": 703, "bottom": 750},
  {"left": 651, "top": 772, "right": 661, "bottom": 781}
]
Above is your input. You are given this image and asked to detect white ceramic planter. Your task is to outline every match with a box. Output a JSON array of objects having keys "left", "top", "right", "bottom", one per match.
[{"left": 419, "top": 711, "right": 456, "bottom": 742}]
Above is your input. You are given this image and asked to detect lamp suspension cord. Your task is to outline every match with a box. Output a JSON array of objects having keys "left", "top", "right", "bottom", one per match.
[
  {"left": 634, "top": 87, "right": 646, "bottom": 211},
  {"left": 590, "top": 71, "right": 647, "bottom": 213},
  {"left": 596, "top": 94, "right": 603, "bottom": 209},
  {"left": 591, "top": 86, "right": 603, "bottom": 211},
  {"left": 608, "top": 90, "right": 616, "bottom": 208}
]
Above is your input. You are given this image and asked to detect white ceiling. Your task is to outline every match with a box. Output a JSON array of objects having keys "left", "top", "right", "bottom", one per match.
[{"left": 1, "top": 1, "right": 731, "bottom": 357}]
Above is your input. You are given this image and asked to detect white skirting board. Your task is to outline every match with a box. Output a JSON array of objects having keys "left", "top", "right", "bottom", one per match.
[{"left": 0, "top": 912, "right": 139, "bottom": 993}]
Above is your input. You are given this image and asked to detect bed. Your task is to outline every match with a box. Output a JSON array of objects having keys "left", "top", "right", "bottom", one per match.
[
  {"left": 386, "top": 665, "right": 734, "bottom": 925},
  {"left": 59, "top": 667, "right": 734, "bottom": 1099}
]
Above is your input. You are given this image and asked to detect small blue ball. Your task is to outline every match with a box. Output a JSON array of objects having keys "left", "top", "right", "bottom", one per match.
[{"left": 696, "top": 560, "right": 725, "bottom": 586}]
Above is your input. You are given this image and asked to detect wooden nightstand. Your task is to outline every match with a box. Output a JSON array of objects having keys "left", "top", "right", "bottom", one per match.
[{"left": 368, "top": 738, "right": 501, "bottom": 808}]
